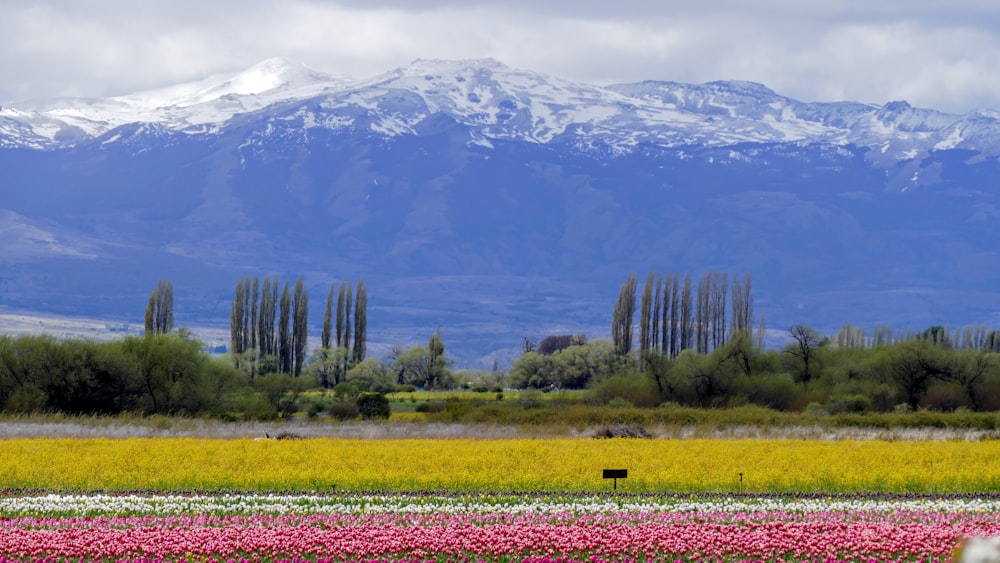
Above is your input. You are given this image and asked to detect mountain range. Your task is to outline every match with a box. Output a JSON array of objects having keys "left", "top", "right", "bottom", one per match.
[{"left": 2, "top": 57, "right": 999, "bottom": 365}]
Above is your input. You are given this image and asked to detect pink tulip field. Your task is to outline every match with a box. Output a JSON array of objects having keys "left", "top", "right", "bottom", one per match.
[{"left": 0, "top": 492, "right": 997, "bottom": 562}]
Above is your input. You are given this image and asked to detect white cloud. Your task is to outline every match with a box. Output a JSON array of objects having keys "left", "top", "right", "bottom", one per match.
[{"left": 0, "top": 1, "right": 998, "bottom": 113}]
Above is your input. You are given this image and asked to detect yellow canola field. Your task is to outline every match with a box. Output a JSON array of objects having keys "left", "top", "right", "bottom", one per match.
[{"left": 0, "top": 438, "right": 996, "bottom": 493}]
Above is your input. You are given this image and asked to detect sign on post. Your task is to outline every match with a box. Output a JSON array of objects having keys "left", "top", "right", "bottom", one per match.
[{"left": 603, "top": 468, "right": 627, "bottom": 490}]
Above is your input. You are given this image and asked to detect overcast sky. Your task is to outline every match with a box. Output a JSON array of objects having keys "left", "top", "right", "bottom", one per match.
[{"left": 2, "top": 0, "right": 999, "bottom": 113}]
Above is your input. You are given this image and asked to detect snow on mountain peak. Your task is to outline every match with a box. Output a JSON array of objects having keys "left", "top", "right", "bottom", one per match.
[
  {"left": 2, "top": 58, "right": 356, "bottom": 140},
  {"left": 408, "top": 57, "right": 508, "bottom": 72},
  {"left": 3, "top": 57, "right": 1000, "bottom": 162},
  {"left": 230, "top": 57, "right": 303, "bottom": 93},
  {"left": 119, "top": 57, "right": 350, "bottom": 109}
]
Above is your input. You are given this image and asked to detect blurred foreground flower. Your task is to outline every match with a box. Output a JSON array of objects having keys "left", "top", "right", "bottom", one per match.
[{"left": 957, "top": 537, "right": 1000, "bottom": 563}]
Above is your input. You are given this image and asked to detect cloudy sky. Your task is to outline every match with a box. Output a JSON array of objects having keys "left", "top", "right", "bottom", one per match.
[{"left": 2, "top": 0, "right": 999, "bottom": 113}]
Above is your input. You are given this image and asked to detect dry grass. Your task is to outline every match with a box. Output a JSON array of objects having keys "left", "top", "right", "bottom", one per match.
[{"left": 0, "top": 413, "right": 996, "bottom": 441}]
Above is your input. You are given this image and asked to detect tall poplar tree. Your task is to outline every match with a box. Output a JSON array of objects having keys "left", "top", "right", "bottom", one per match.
[
  {"left": 667, "top": 272, "right": 679, "bottom": 358},
  {"left": 249, "top": 276, "right": 259, "bottom": 354},
  {"left": 679, "top": 274, "right": 693, "bottom": 353},
  {"left": 612, "top": 273, "right": 637, "bottom": 357},
  {"left": 352, "top": 279, "right": 367, "bottom": 364},
  {"left": 278, "top": 281, "right": 291, "bottom": 374},
  {"left": 230, "top": 278, "right": 246, "bottom": 365},
  {"left": 652, "top": 274, "right": 662, "bottom": 354},
  {"left": 258, "top": 276, "right": 276, "bottom": 362},
  {"left": 322, "top": 283, "right": 334, "bottom": 350},
  {"left": 639, "top": 270, "right": 654, "bottom": 355},
  {"left": 292, "top": 277, "right": 308, "bottom": 377},
  {"left": 144, "top": 279, "right": 174, "bottom": 335},
  {"left": 343, "top": 283, "right": 353, "bottom": 373},
  {"left": 335, "top": 281, "right": 346, "bottom": 350},
  {"left": 695, "top": 273, "right": 710, "bottom": 354}
]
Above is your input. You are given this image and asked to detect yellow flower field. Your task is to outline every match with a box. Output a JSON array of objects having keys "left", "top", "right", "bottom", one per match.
[{"left": 0, "top": 438, "right": 996, "bottom": 493}]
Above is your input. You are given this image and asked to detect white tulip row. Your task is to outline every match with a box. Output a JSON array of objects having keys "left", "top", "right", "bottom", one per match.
[{"left": 1, "top": 493, "right": 999, "bottom": 517}]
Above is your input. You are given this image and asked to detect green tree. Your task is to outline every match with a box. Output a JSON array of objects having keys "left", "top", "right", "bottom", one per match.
[
  {"left": 878, "top": 340, "right": 948, "bottom": 410},
  {"left": 343, "top": 283, "right": 353, "bottom": 373},
  {"left": 356, "top": 392, "right": 390, "bottom": 419},
  {"left": 336, "top": 281, "right": 346, "bottom": 350},
  {"left": 679, "top": 274, "right": 693, "bottom": 353},
  {"left": 292, "top": 277, "right": 308, "bottom": 377},
  {"left": 612, "top": 273, "right": 637, "bottom": 357},
  {"left": 352, "top": 279, "right": 367, "bottom": 365},
  {"left": 639, "top": 270, "right": 655, "bottom": 358},
  {"left": 278, "top": 281, "right": 291, "bottom": 374},
  {"left": 392, "top": 346, "right": 435, "bottom": 388},
  {"left": 785, "top": 324, "right": 823, "bottom": 387},
  {"left": 322, "top": 283, "right": 334, "bottom": 350},
  {"left": 428, "top": 328, "right": 447, "bottom": 389},
  {"left": 230, "top": 277, "right": 248, "bottom": 370},
  {"left": 144, "top": 279, "right": 174, "bottom": 335},
  {"left": 346, "top": 358, "right": 394, "bottom": 393}
]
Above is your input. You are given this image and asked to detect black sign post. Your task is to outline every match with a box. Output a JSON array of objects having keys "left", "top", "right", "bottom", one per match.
[{"left": 603, "top": 469, "right": 628, "bottom": 490}]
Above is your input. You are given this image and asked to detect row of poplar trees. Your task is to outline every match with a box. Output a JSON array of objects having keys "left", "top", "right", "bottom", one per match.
[
  {"left": 229, "top": 276, "right": 367, "bottom": 382},
  {"left": 230, "top": 276, "right": 310, "bottom": 377},
  {"left": 317, "top": 279, "right": 367, "bottom": 387},
  {"left": 613, "top": 270, "right": 756, "bottom": 361}
]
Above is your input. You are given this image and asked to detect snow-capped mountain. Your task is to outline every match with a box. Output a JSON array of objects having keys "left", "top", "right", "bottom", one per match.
[
  {"left": 2, "top": 58, "right": 1000, "bottom": 362},
  {"left": 3, "top": 57, "right": 1000, "bottom": 165},
  {"left": 0, "top": 57, "right": 352, "bottom": 145}
]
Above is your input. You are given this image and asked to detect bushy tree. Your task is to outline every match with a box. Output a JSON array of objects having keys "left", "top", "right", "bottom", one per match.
[
  {"left": 391, "top": 335, "right": 453, "bottom": 390},
  {"left": 508, "top": 340, "right": 630, "bottom": 390},
  {"left": 356, "top": 392, "right": 390, "bottom": 419},
  {"left": 346, "top": 358, "right": 395, "bottom": 393}
]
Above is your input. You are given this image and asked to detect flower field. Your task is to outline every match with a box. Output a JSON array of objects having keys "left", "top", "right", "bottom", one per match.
[
  {"left": 1, "top": 437, "right": 999, "bottom": 493},
  {"left": 0, "top": 492, "right": 997, "bottom": 561},
  {"left": 2, "top": 437, "right": 999, "bottom": 561}
]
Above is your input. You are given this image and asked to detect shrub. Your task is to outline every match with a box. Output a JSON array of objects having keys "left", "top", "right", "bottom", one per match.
[
  {"left": 519, "top": 390, "right": 544, "bottom": 409},
  {"left": 869, "top": 384, "right": 897, "bottom": 412},
  {"left": 735, "top": 375, "right": 799, "bottom": 411},
  {"left": 416, "top": 401, "right": 445, "bottom": 413},
  {"left": 306, "top": 399, "right": 325, "bottom": 419},
  {"left": 333, "top": 381, "right": 366, "bottom": 399},
  {"left": 607, "top": 397, "right": 634, "bottom": 410},
  {"left": 788, "top": 390, "right": 830, "bottom": 412},
  {"left": 919, "top": 383, "right": 967, "bottom": 412},
  {"left": 356, "top": 392, "right": 390, "bottom": 420},
  {"left": 5, "top": 383, "right": 47, "bottom": 413},
  {"left": 826, "top": 394, "right": 873, "bottom": 414},
  {"left": 225, "top": 390, "right": 278, "bottom": 421},
  {"left": 328, "top": 401, "right": 360, "bottom": 421},
  {"left": 805, "top": 402, "right": 828, "bottom": 417},
  {"left": 587, "top": 375, "right": 661, "bottom": 408}
]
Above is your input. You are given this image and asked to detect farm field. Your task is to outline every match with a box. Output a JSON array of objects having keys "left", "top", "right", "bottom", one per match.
[
  {"left": 1, "top": 435, "right": 999, "bottom": 561},
  {"left": 0, "top": 492, "right": 997, "bottom": 561},
  {"left": 1, "top": 437, "right": 999, "bottom": 493}
]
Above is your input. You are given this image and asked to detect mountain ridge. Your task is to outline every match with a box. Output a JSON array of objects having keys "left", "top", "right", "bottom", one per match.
[
  {"left": 1, "top": 58, "right": 999, "bottom": 364},
  {"left": 3, "top": 58, "right": 999, "bottom": 167}
]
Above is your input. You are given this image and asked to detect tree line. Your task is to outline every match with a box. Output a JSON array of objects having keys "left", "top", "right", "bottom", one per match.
[
  {"left": 0, "top": 332, "right": 239, "bottom": 416},
  {"left": 613, "top": 270, "right": 758, "bottom": 361},
  {"left": 230, "top": 276, "right": 310, "bottom": 378},
  {"left": 0, "top": 274, "right": 464, "bottom": 418},
  {"left": 228, "top": 276, "right": 367, "bottom": 386},
  {"left": 509, "top": 270, "right": 1000, "bottom": 413}
]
